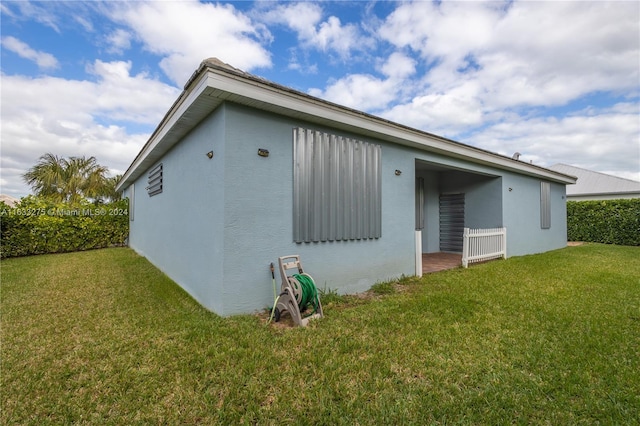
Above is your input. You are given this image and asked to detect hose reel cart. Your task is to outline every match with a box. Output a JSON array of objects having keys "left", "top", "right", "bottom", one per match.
[{"left": 271, "top": 255, "right": 323, "bottom": 327}]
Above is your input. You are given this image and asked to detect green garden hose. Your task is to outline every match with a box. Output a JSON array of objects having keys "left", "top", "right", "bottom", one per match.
[
  {"left": 293, "top": 273, "right": 319, "bottom": 313},
  {"left": 267, "top": 263, "right": 279, "bottom": 324}
]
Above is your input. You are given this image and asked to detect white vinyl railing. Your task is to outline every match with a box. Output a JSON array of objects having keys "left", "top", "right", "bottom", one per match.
[{"left": 462, "top": 227, "right": 507, "bottom": 268}]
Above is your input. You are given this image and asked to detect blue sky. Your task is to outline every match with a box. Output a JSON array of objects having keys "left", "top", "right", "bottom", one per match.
[{"left": 1, "top": 0, "right": 639, "bottom": 197}]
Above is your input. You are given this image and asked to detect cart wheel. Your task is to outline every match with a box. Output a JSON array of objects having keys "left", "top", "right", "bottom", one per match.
[{"left": 274, "top": 307, "right": 281, "bottom": 322}]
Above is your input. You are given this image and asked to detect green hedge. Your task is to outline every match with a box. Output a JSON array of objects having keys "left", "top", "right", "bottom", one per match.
[
  {"left": 567, "top": 199, "right": 640, "bottom": 246},
  {"left": 1, "top": 196, "right": 129, "bottom": 258}
]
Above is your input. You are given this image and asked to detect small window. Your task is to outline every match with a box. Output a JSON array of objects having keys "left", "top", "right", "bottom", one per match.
[
  {"left": 540, "top": 181, "right": 551, "bottom": 229},
  {"left": 147, "top": 163, "right": 163, "bottom": 197},
  {"left": 293, "top": 128, "right": 381, "bottom": 243}
]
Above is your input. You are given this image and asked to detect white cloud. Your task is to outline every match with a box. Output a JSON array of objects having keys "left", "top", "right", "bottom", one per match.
[
  {"left": 263, "top": 3, "right": 322, "bottom": 42},
  {"left": 368, "top": 0, "right": 640, "bottom": 173},
  {"left": 286, "top": 48, "right": 318, "bottom": 74},
  {"left": 467, "top": 103, "right": 640, "bottom": 176},
  {"left": 260, "top": 2, "right": 374, "bottom": 59},
  {"left": 381, "top": 80, "right": 485, "bottom": 137},
  {"left": 309, "top": 74, "right": 397, "bottom": 111},
  {"left": 380, "top": 52, "right": 416, "bottom": 79},
  {"left": 1, "top": 0, "right": 637, "bottom": 196},
  {"left": 477, "top": 1, "right": 640, "bottom": 110},
  {"left": 108, "top": 0, "right": 272, "bottom": 85},
  {"left": 1, "top": 36, "right": 59, "bottom": 70},
  {"left": 378, "top": 1, "right": 640, "bottom": 113},
  {"left": 379, "top": 1, "right": 499, "bottom": 67},
  {"left": 3, "top": 1, "right": 61, "bottom": 32},
  {"left": 0, "top": 3, "right": 15, "bottom": 19},
  {"left": 74, "top": 14, "right": 94, "bottom": 32},
  {"left": 301, "top": 1, "right": 640, "bottom": 181},
  {"left": 0, "top": 61, "right": 180, "bottom": 197},
  {"left": 105, "top": 28, "right": 131, "bottom": 54},
  {"left": 308, "top": 52, "right": 417, "bottom": 111},
  {"left": 85, "top": 60, "right": 180, "bottom": 123},
  {"left": 315, "top": 16, "right": 368, "bottom": 57}
]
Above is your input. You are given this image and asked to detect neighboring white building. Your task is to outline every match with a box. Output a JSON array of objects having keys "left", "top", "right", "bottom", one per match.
[
  {"left": 0, "top": 194, "right": 19, "bottom": 207},
  {"left": 549, "top": 164, "right": 640, "bottom": 201}
]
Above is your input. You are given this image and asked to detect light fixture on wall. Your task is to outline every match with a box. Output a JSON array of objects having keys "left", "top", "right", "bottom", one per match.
[
  {"left": 257, "top": 148, "right": 270, "bottom": 157},
  {"left": 395, "top": 169, "right": 402, "bottom": 176},
  {"left": 206, "top": 151, "right": 214, "bottom": 159}
]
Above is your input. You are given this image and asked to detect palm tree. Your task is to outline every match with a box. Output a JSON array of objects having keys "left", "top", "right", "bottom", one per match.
[
  {"left": 23, "top": 153, "right": 111, "bottom": 203},
  {"left": 99, "top": 175, "right": 123, "bottom": 203}
]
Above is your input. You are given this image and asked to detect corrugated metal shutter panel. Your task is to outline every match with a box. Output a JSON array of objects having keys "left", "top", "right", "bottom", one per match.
[
  {"left": 540, "top": 181, "right": 551, "bottom": 229},
  {"left": 439, "top": 193, "right": 465, "bottom": 252},
  {"left": 147, "top": 163, "right": 163, "bottom": 196},
  {"left": 293, "top": 128, "right": 381, "bottom": 243}
]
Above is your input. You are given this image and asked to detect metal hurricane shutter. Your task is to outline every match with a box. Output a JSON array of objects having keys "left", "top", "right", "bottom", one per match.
[
  {"left": 439, "top": 193, "right": 465, "bottom": 252},
  {"left": 293, "top": 128, "right": 381, "bottom": 243}
]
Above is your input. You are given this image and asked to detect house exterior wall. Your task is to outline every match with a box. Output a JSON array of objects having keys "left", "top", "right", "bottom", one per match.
[
  {"left": 220, "top": 103, "right": 415, "bottom": 314},
  {"left": 418, "top": 170, "right": 440, "bottom": 252},
  {"left": 127, "top": 107, "right": 227, "bottom": 313},
  {"left": 501, "top": 173, "right": 567, "bottom": 256},
  {"left": 412, "top": 154, "right": 567, "bottom": 258},
  {"left": 439, "top": 171, "right": 503, "bottom": 229},
  {"left": 127, "top": 100, "right": 569, "bottom": 315}
]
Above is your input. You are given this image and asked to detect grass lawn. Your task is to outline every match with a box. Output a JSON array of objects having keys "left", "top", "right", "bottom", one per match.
[{"left": 1, "top": 245, "right": 639, "bottom": 424}]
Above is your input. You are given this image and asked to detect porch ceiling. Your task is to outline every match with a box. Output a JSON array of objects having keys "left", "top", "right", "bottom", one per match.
[{"left": 415, "top": 159, "right": 500, "bottom": 178}]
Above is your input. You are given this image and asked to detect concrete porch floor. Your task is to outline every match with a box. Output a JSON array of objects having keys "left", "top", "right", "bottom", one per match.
[{"left": 422, "top": 252, "right": 462, "bottom": 274}]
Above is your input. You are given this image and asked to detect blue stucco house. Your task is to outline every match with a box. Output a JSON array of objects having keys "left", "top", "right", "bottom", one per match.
[{"left": 116, "top": 58, "right": 576, "bottom": 316}]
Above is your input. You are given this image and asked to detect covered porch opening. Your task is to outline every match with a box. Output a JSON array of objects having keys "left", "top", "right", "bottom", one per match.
[{"left": 415, "top": 159, "right": 503, "bottom": 275}]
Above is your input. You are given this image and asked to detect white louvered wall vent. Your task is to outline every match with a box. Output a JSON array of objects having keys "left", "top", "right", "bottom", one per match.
[{"left": 147, "top": 163, "right": 163, "bottom": 197}]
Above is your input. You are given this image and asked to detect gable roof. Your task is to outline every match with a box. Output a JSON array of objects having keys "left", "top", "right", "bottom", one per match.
[
  {"left": 117, "top": 58, "right": 576, "bottom": 191},
  {"left": 549, "top": 164, "right": 640, "bottom": 197}
]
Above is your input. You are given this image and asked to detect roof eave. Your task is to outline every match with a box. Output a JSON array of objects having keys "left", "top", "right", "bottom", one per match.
[
  {"left": 117, "top": 60, "right": 577, "bottom": 191},
  {"left": 116, "top": 70, "right": 213, "bottom": 192}
]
